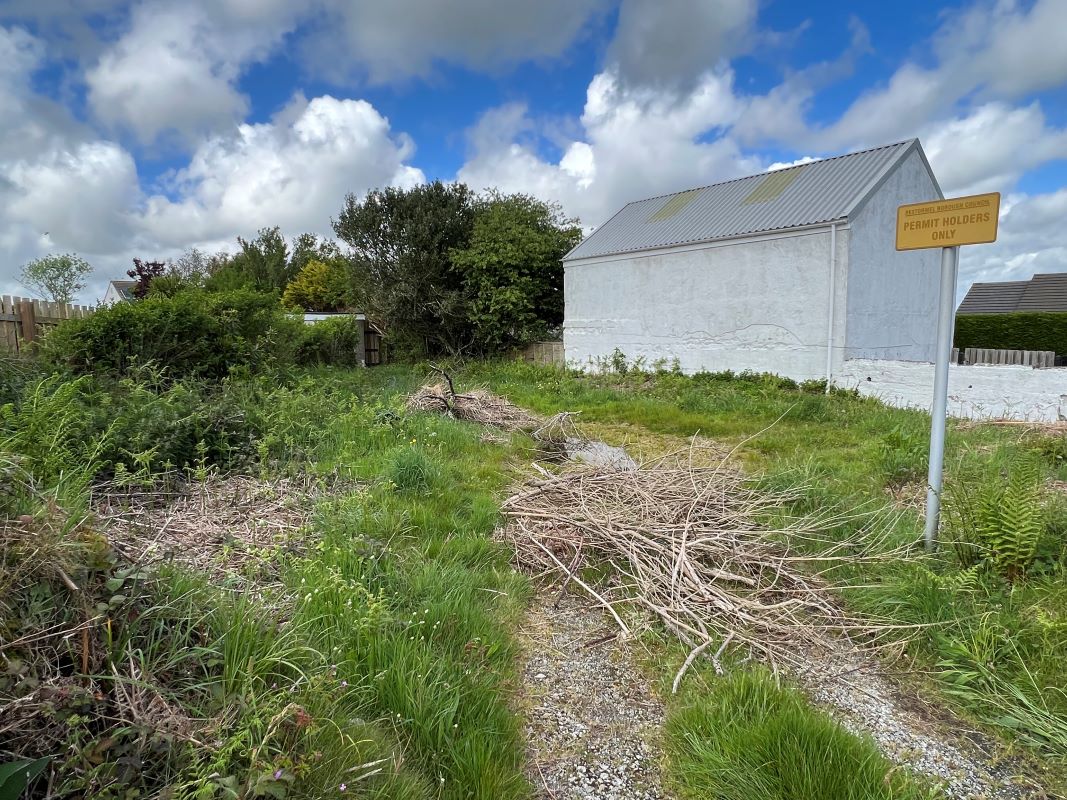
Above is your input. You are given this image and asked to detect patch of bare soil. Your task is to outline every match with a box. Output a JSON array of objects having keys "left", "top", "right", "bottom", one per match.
[{"left": 519, "top": 591, "right": 670, "bottom": 800}]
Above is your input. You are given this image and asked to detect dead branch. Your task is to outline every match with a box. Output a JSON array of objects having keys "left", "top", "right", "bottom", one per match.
[{"left": 498, "top": 442, "right": 915, "bottom": 671}]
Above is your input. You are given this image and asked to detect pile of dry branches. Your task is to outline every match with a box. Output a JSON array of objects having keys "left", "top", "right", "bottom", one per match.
[
  {"left": 94, "top": 473, "right": 329, "bottom": 589},
  {"left": 407, "top": 382, "right": 542, "bottom": 430},
  {"left": 500, "top": 442, "right": 904, "bottom": 684}
]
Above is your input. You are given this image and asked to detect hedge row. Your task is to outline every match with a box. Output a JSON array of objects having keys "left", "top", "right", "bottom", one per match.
[
  {"left": 42, "top": 290, "right": 365, "bottom": 379},
  {"left": 954, "top": 312, "right": 1067, "bottom": 356}
]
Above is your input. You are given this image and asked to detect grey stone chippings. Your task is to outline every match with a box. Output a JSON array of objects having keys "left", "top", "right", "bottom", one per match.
[{"left": 520, "top": 593, "right": 669, "bottom": 800}]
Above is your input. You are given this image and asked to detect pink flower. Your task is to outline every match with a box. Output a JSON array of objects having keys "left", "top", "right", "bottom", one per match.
[
  {"left": 273, "top": 769, "right": 284, "bottom": 780},
  {"left": 339, "top": 783, "right": 347, "bottom": 792}
]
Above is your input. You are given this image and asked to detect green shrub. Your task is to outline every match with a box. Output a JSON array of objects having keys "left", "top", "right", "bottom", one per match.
[
  {"left": 297, "top": 316, "right": 364, "bottom": 366},
  {"left": 955, "top": 312, "right": 1067, "bottom": 355},
  {"left": 41, "top": 289, "right": 303, "bottom": 380}
]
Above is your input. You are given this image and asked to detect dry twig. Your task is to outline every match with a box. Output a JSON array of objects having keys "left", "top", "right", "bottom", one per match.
[{"left": 499, "top": 441, "right": 911, "bottom": 672}]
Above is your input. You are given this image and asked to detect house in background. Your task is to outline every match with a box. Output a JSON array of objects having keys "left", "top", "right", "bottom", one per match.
[
  {"left": 957, "top": 272, "right": 1067, "bottom": 314},
  {"left": 563, "top": 139, "right": 944, "bottom": 382},
  {"left": 102, "top": 279, "right": 136, "bottom": 305}
]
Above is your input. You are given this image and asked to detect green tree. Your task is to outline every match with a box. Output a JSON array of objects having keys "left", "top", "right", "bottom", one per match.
[
  {"left": 452, "top": 193, "right": 581, "bottom": 352},
  {"left": 236, "top": 226, "right": 291, "bottom": 291},
  {"left": 19, "top": 253, "right": 93, "bottom": 303},
  {"left": 281, "top": 259, "right": 350, "bottom": 311},
  {"left": 333, "top": 181, "right": 477, "bottom": 356},
  {"left": 203, "top": 230, "right": 338, "bottom": 294}
]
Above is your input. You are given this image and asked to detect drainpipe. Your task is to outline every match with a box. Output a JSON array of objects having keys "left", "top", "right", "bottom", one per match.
[{"left": 824, "top": 222, "right": 837, "bottom": 391}]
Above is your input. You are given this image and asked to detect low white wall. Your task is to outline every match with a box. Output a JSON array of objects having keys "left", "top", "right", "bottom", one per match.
[{"left": 836, "top": 359, "right": 1067, "bottom": 422}]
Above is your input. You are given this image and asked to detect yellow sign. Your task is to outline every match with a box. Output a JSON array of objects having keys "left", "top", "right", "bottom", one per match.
[{"left": 896, "top": 192, "right": 1000, "bottom": 251}]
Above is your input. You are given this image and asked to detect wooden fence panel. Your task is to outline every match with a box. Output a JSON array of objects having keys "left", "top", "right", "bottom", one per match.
[
  {"left": 0, "top": 295, "right": 93, "bottom": 355},
  {"left": 519, "top": 341, "right": 564, "bottom": 365}
]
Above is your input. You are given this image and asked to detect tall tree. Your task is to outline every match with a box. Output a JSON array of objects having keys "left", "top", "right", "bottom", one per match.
[
  {"left": 452, "top": 193, "right": 581, "bottom": 352},
  {"left": 127, "top": 258, "right": 167, "bottom": 298},
  {"left": 334, "top": 181, "right": 477, "bottom": 355},
  {"left": 236, "top": 226, "right": 291, "bottom": 291},
  {"left": 19, "top": 253, "right": 93, "bottom": 303}
]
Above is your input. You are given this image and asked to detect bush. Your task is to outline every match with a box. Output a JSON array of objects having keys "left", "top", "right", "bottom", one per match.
[
  {"left": 297, "top": 317, "right": 365, "bottom": 366},
  {"left": 955, "top": 312, "right": 1067, "bottom": 356},
  {"left": 1, "top": 369, "right": 263, "bottom": 488},
  {"left": 42, "top": 289, "right": 303, "bottom": 380}
]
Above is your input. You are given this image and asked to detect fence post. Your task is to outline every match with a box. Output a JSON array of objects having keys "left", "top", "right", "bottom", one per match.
[{"left": 18, "top": 299, "right": 36, "bottom": 347}]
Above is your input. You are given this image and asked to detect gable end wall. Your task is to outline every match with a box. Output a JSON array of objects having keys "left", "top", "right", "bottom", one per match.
[{"left": 844, "top": 149, "right": 942, "bottom": 362}]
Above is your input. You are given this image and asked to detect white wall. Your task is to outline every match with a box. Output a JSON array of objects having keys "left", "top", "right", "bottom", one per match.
[
  {"left": 845, "top": 149, "right": 941, "bottom": 362},
  {"left": 102, "top": 283, "right": 125, "bottom": 305},
  {"left": 564, "top": 228, "right": 843, "bottom": 381},
  {"left": 837, "top": 358, "right": 1067, "bottom": 422}
]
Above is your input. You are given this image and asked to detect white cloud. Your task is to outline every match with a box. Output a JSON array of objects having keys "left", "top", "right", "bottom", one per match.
[
  {"left": 940, "top": 0, "right": 1067, "bottom": 98},
  {"left": 808, "top": 0, "right": 1067, "bottom": 153},
  {"left": 6, "top": 141, "right": 139, "bottom": 253},
  {"left": 959, "top": 189, "right": 1067, "bottom": 287},
  {"left": 0, "top": 26, "right": 141, "bottom": 297},
  {"left": 84, "top": 2, "right": 295, "bottom": 143},
  {"left": 1, "top": 23, "right": 424, "bottom": 301},
  {"left": 141, "top": 94, "right": 424, "bottom": 244},
  {"left": 459, "top": 68, "right": 758, "bottom": 228},
  {"left": 608, "top": 0, "right": 757, "bottom": 88},
  {"left": 304, "top": 0, "right": 608, "bottom": 83},
  {"left": 766, "top": 156, "right": 816, "bottom": 172},
  {"left": 922, "top": 102, "right": 1067, "bottom": 196}
]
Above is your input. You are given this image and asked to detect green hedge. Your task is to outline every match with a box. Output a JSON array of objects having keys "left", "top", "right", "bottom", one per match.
[
  {"left": 42, "top": 290, "right": 304, "bottom": 380},
  {"left": 954, "top": 312, "right": 1067, "bottom": 356},
  {"left": 297, "top": 316, "right": 365, "bottom": 367}
]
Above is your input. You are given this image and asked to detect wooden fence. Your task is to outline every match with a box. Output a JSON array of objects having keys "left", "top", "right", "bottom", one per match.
[
  {"left": 519, "top": 340, "right": 564, "bottom": 365},
  {"left": 959, "top": 347, "right": 1057, "bottom": 368},
  {"left": 1, "top": 295, "right": 93, "bottom": 355}
]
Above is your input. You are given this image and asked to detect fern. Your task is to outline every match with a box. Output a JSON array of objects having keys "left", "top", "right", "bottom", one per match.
[
  {"left": 990, "top": 459, "right": 1043, "bottom": 581},
  {"left": 943, "top": 455, "right": 1046, "bottom": 582}
]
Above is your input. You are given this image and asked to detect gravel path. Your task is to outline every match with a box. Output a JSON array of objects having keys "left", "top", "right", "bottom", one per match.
[
  {"left": 519, "top": 591, "right": 671, "bottom": 800},
  {"left": 794, "top": 645, "right": 1043, "bottom": 799},
  {"left": 513, "top": 436, "right": 1051, "bottom": 800}
]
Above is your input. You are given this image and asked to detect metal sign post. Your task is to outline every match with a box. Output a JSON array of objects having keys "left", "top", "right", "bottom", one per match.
[
  {"left": 923, "top": 246, "right": 958, "bottom": 551},
  {"left": 896, "top": 192, "right": 1000, "bottom": 551}
]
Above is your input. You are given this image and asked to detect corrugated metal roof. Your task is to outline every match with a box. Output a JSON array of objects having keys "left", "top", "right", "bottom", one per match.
[
  {"left": 564, "top": 139, "right": 922, "bottom": 262},
  {"left": 959, "top": 273, "right": 1067, "bottom": 314}
]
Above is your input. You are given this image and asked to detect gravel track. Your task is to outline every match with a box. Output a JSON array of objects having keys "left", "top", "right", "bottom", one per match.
[
  {"left": 519, "top": 591, "right": 671, "bottom": 800},
  {"left": 794, "top": 645, "right": 1044, "bottom": 799}
]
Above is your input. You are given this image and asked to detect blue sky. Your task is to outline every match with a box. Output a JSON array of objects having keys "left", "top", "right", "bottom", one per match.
[{"left": 2, "top": 0, "right": 1066, "bottom": 301}]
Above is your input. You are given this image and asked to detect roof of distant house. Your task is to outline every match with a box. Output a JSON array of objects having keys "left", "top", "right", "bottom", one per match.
[
  {"left": 957, "top": 273, "right": 1067, "bottom": 314},
  {"left": 107, "top": 279, "right": 136, "bottom": 300},
  {"left": 564, "top": 139, "right": 940, "bottom": 262}
]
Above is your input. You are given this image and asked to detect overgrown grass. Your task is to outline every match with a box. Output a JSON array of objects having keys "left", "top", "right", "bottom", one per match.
[
  {"left": 1, "top": 365, "right": 529, "bottom": 798},
  {"left": 5, "top": 356, "right": 1066, "bottom": 796},
  {"left": 452, "top": 360, "right": 1067, "bottom": 785},
  {"left": 666, "top": 668, "right": 935, "bottom": 800}
]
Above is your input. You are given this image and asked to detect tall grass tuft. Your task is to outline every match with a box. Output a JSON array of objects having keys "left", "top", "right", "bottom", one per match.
[{"left": 666, "top": 669, "right": 935, "bottom": 800}]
